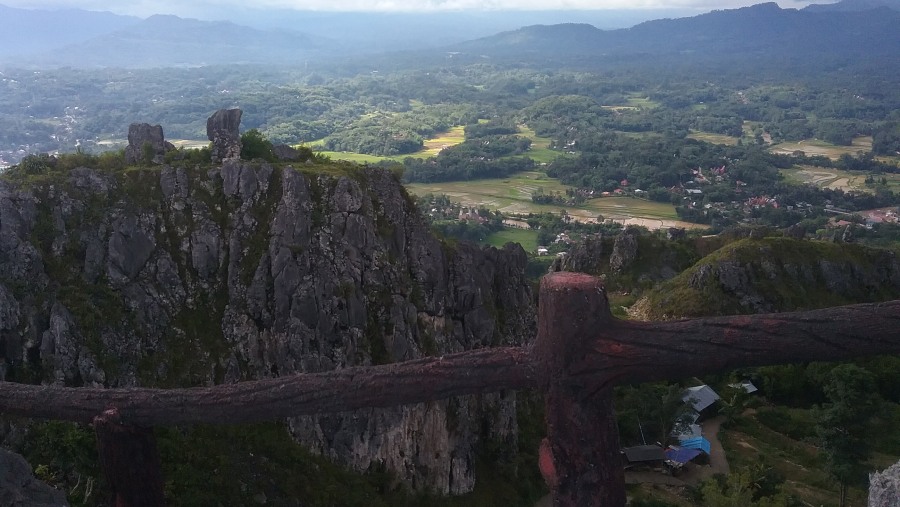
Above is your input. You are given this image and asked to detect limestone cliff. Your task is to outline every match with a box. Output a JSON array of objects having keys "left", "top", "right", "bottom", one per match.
[{"left": 0, "top": 158, "right": 535, "bottom": 496}]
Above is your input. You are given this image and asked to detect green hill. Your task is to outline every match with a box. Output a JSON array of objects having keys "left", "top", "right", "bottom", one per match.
[{"left": 633, "top": 237, "right": 900, "bottom": 319}]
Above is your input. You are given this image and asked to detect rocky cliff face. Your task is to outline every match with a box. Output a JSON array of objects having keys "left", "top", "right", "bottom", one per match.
[
  {"left": 0, "top": 160, "right": 535, "bottom": 495},
  {"left": 0, "top": 449, "right": 68, "bottom": 506},
  {"left": 632, "top": 237, "right": 900, "bottom": 319}
]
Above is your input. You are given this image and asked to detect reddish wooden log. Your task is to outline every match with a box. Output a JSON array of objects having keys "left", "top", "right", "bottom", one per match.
[
  {"left": 537, "top": 272, "right": 625, "bottom": 507},
  {"left": 94, "top": 408, "right": 166, "bottom": 507},
  {"left": 0, "top": 347, "right": 539, "bottom": 426},
  {"left": 579, "top": 299, "right": 900, "bottom": 389}
]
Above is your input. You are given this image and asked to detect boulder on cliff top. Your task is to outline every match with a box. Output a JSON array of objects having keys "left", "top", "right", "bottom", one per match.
[
  {"left": 207, "top": 109, "right": 242, "bottom": 163},
  {"left": 124, "top": 123, "right": 174, "bottom": 165}
]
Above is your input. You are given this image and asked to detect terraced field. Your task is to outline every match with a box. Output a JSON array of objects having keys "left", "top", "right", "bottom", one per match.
[
  {"left": 769, "top": 136, "right": 873, "bottom": 159},
  {"left": 781, "top": 165, "right": 900, "bottom": 193}
]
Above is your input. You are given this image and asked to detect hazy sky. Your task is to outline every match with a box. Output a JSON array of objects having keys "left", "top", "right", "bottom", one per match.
[{"left": 2, "top": 0, "right": 820, "bottom": 17}]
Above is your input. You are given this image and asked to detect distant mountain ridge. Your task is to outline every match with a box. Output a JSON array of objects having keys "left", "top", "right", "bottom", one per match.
[
  {"left": 454, "top": 2, "right": 900, "bottom": 60},
  {"left": 803, "top": 0, "right": 900, "bottom": 12},
  {"left": 38, "top": 14, "right": 326, "bottom": 68},
  {"left": 1, "top": 2, "right": 899, "bottom": 68},
  {"left": 0, "top": 4, "right": 139, "bottom": 59},
  {"left": 0, "top": 4, "right": 327, "bottom": 68}
]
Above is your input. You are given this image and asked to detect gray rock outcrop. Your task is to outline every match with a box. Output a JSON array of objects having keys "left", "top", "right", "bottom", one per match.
[
  {"left": 609, "top": 226, "right": 640, "bottom": 273},
  {"left": 272, "top": 144, "right": 304, "bottom": 162},
  {"left": 869, "top": 460, "right": 900, "bottom": 507},
  {"left": 0, "top": 449, "right": 69, "bottom": 507},
  {"left": 207, "top": 109, "right": 243, "bottom": 162},
  {"left": 553, "top": 234, "right": 603, "bottom": 274},
  {"left": 0, "top": 160, "right": 535, "bottom": 496},
  {"left": 123, "top": 123, "right": 174, "bottom": 165}
]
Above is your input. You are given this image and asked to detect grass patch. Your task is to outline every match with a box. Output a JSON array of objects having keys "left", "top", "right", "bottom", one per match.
[
  {"left": 484, "top": 228, "right": 539, "bottom": 253},
  {"left": 313, "top": 151, "right": 398, "bottom": 164},
  {"left": 168, "top": 139, "right": 209, "bottom": 150},
  {"left": 422, "top": 126, "right": 466, "bottom": 157},
  {"left": 687, "top": 130, "right": 740, "bottom": 146},
  {"left": 627, "top": 95, "right": 661, "bottom": 109},
  {"left": 721, "top": 408, "right": 887, "bottom": 507},
  {"left": 518, "top": 125, "right": 560, "bottom": 163}
]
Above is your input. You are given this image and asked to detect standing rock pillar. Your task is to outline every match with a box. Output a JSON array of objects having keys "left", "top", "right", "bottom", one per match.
[
  {"left": 207, "top": 108, "right": 243, "bottom": 163},
  {"left": 536, "top": 272, "right": 626, "bottom": 507}
]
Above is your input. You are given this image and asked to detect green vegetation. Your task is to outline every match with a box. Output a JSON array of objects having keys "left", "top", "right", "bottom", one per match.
[
  {"left": 240, "top": 128, "right": 276, "bottom": 162},
  {"left": 484, "top": 228, "right": 539, "bottom": 253},
  {"left": 638, "top": 237, "right": 900, "bottom": 319}
]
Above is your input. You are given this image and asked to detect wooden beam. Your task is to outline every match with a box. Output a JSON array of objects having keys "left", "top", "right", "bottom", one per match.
[
  {"left": 587, "top": 299, "right": 900, "bottom": 388},
  {"left": 0, "top": 347, "right": 539, "bottom": 426}
]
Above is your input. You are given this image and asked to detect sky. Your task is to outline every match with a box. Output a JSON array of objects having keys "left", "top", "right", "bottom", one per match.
[{"left": 1, "top": 0, "right": 821, "bottom": 17}]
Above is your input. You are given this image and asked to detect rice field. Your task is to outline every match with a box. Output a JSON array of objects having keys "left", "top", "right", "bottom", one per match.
[
  {"left": 405, "top": 171, "right": 698, "bottom": 230},
  {"left": 781, "top": 165, "right": 900, "bottom": 193},
  {"left": 769, "top": 136, "right": 872, "bottom": 160}
]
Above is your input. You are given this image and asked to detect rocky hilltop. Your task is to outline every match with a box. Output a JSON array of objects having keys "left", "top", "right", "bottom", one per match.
[
  {"left": 0, "top": 115, "right": 536, "bottom": 499},
  {"left": 632, "top": 236, "right": 900, "bottom": 319}
]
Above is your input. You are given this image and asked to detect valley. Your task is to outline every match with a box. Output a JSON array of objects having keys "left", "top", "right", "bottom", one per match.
[{"left": 1, "top": 1, "right": 900, "bottom": 506}]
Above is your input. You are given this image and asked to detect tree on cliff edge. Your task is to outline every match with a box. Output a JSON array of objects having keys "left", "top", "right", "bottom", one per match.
[{"left": 815, "top": 364, "right": 882, "bottom": 507}]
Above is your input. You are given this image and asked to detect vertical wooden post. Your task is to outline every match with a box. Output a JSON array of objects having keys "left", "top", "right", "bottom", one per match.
[
  {"left": 537, "top": 272, "right": 626, "bottom": 507},
  {"left": 93, "top": 408, "right": 166, "bottom": 507}
]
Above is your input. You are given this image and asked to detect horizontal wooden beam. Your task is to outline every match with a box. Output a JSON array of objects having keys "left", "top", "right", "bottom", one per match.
[
  {"left": 1, "top": 275, "right": 899, "bottom": 430},
  {"left": 0, "top": 347, "right": 539, "bottom": 425},
  {"left": 586, "top": 299, "right": 900, "bottom": 388}
]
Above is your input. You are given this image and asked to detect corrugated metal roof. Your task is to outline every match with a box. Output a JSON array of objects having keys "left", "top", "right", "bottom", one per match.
[
  {"left": 622, "top": 445, "right": 665, "bottom": 462},
  {"left": 682, "top": 385, "right": 720, "bottom": 412},
  {"left": 728, "top": 381, "right": 759, "bottom": 394}
]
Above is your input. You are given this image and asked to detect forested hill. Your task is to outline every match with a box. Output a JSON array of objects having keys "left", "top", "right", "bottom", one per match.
[
  {"left": 0, "top": 4, "right": 139, "bottom": 59},
  {"left": 455, "top": 3, "right": 900, "bottom": 60}
]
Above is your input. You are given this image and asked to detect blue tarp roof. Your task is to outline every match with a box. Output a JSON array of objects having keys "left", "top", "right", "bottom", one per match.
[
  {"left": 679, "top": 437, "right": 711, "bottom": 454},
  {"left": 665, "top": 447, "right": 703, "bottom": 464}
]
